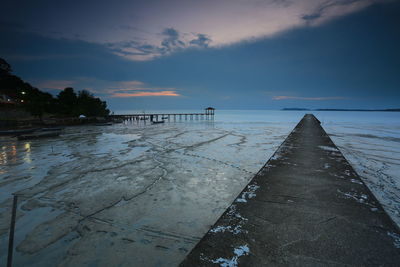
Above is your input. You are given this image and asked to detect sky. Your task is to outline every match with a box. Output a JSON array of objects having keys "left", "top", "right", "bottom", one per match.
[{"left": 1, "top": 0, "right": 400, "bottom": 111}]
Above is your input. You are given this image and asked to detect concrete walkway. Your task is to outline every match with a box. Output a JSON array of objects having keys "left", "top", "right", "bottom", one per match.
[{"left": 180, "top": 114, "right": 400, "bottom": 266}]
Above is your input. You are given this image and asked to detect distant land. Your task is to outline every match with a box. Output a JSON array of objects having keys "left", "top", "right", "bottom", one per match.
[
  {"left": 282, "top": 108, "right": 400, "bottom": 112},
  {"left": 281, "top": 108, "right": 310, "bottom": 111}
]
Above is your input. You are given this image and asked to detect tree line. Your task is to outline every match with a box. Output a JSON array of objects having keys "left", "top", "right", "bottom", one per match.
[{"left": 0, "top": 58, "right": 110, "bottom": 119}]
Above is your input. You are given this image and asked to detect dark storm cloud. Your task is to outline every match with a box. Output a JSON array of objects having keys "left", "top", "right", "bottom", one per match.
[
  {"left": 3, "top": 0, "right": 386, "bottom": 61},
  {"left": 1, "top": 0, "right": 399, "bottom": 110},
  {"left": 301, "top": 0, "right": 374, "bottom": 24},
  {"left": 189, "top": 34, "right": 212, "bottom": 48},
  {"left": 161, "top": 28, "right": 185, "bottom": 50},
  {"left": 107, "top": 28, "right": 212, "bottom": 60}
]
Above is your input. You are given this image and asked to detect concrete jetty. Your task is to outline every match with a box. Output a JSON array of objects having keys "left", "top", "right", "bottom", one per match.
[{"left": 180, "top": 114, "right": 400, "bottom": 266}]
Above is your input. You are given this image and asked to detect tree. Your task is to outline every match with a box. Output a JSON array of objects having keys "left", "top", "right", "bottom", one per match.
[
  {"left": 0, "top": 58, "right": 12, "bottom": 77},
  {"left": 0, "top": 58, "right": 36, "bottom": 100},
  {"left": 1, "top": 58, "right": 110, "bottom": 119},
  {"left": 57, "top": 87, "right": 78, "bottom": 116},
  {"left": 56, "top": 88, "right": 110, "bottom": 117},
  {"left": 76, "top": 90, "right": 110, "bottom": 117},
  {"left": 24, "top": 89, "right": 57, "bottom": 119}
]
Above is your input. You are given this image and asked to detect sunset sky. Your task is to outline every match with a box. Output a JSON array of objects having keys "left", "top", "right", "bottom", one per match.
[{"left": 1, "top": 0, "right": 400, "bottom": 111}]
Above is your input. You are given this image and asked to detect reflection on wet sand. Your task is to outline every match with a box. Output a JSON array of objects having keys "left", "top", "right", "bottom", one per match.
[{"left": 1, "top": 144, "right": 18, "bottom": 166}]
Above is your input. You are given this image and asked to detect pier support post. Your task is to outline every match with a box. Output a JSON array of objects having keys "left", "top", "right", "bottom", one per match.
[{"left": 7, "top": 195, "right": 18, "bottom": 267}]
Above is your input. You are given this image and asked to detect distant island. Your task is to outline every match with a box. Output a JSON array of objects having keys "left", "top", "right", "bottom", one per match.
[
  {"left": 282, "top": 108, "right": 400, "bottom": 112},
  {"left": 282, "top": 108, "right": 310, "bottom": 111}
]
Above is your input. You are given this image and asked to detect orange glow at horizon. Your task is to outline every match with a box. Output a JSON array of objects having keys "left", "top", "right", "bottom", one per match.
[
  {"left": 272, "top": 96, "right": 347, "bottom": 101},
  {"left": 111, "top": 90, "right": 180, "bottom": 98}
]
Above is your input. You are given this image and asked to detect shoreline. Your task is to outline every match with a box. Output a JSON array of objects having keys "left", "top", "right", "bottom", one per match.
[{"left": 0, "top": 117, "right": 113, "bottom": 130}]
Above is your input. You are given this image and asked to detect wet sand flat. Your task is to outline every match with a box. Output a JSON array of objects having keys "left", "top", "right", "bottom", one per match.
[{"left": 0, "top": 119, "right": 295, "bottom": 266}]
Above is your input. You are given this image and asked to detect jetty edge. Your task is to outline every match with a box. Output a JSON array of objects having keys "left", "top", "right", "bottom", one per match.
[{"left": 180, "top": 114, "right": 400, "bottom": 266}]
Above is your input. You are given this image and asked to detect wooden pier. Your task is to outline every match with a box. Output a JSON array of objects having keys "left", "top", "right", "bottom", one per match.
[{"left": 110, "top": 107, "right": 215, "bottom": 123}]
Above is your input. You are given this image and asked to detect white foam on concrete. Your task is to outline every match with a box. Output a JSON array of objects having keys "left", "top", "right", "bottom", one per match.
[{"left": 211, "top": 244, "right": 250, "bottom": 267}]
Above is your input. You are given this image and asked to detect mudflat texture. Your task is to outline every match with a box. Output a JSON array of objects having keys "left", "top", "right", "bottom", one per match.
[{"left": 180, "top": 114, "right": 400, "bottom": 266}]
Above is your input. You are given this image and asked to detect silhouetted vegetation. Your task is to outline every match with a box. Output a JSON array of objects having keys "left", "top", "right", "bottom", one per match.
[
  {"left": 0, "top": 58, "right": 12, "bottom": 76},
  {"left": 0, "top": 58, "right": 110, "bottom": 119},
  {"left": 57, "top": 87, "right": 110, "bottom": 117}
]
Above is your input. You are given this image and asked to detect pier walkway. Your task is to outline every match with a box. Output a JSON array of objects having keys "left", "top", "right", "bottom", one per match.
[
  {"left": 110, "top": 107, "right": 215, "bottom": 122},
  {"left": 180, "top": 114, "right": 400, "bottom": 266}
]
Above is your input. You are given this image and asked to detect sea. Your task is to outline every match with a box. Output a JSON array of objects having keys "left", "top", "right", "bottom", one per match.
[{"left": 0, "top": 110, "right": 399, "bottom": 266}]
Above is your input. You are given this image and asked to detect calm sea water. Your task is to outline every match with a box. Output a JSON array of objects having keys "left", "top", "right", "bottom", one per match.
[
  {"left": 0, "top": 110, "right": 399, "bottom": 266},
  {"left": 116, "top": 108, "right": 400, "bottom": 124},
  {"left": 116, "top": 109, "right": 400, "bottom": 224}
]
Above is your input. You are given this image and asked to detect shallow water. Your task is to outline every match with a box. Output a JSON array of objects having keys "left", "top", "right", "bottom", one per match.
[
  {"left": 317, "top": 111, "right": 400, "bottom": 227},
  {"left": 0, "top": 111, "right": 299, "bottom": 266},
  {"left": 0, "top": 110, "right": 399, "bottom": 266}
]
